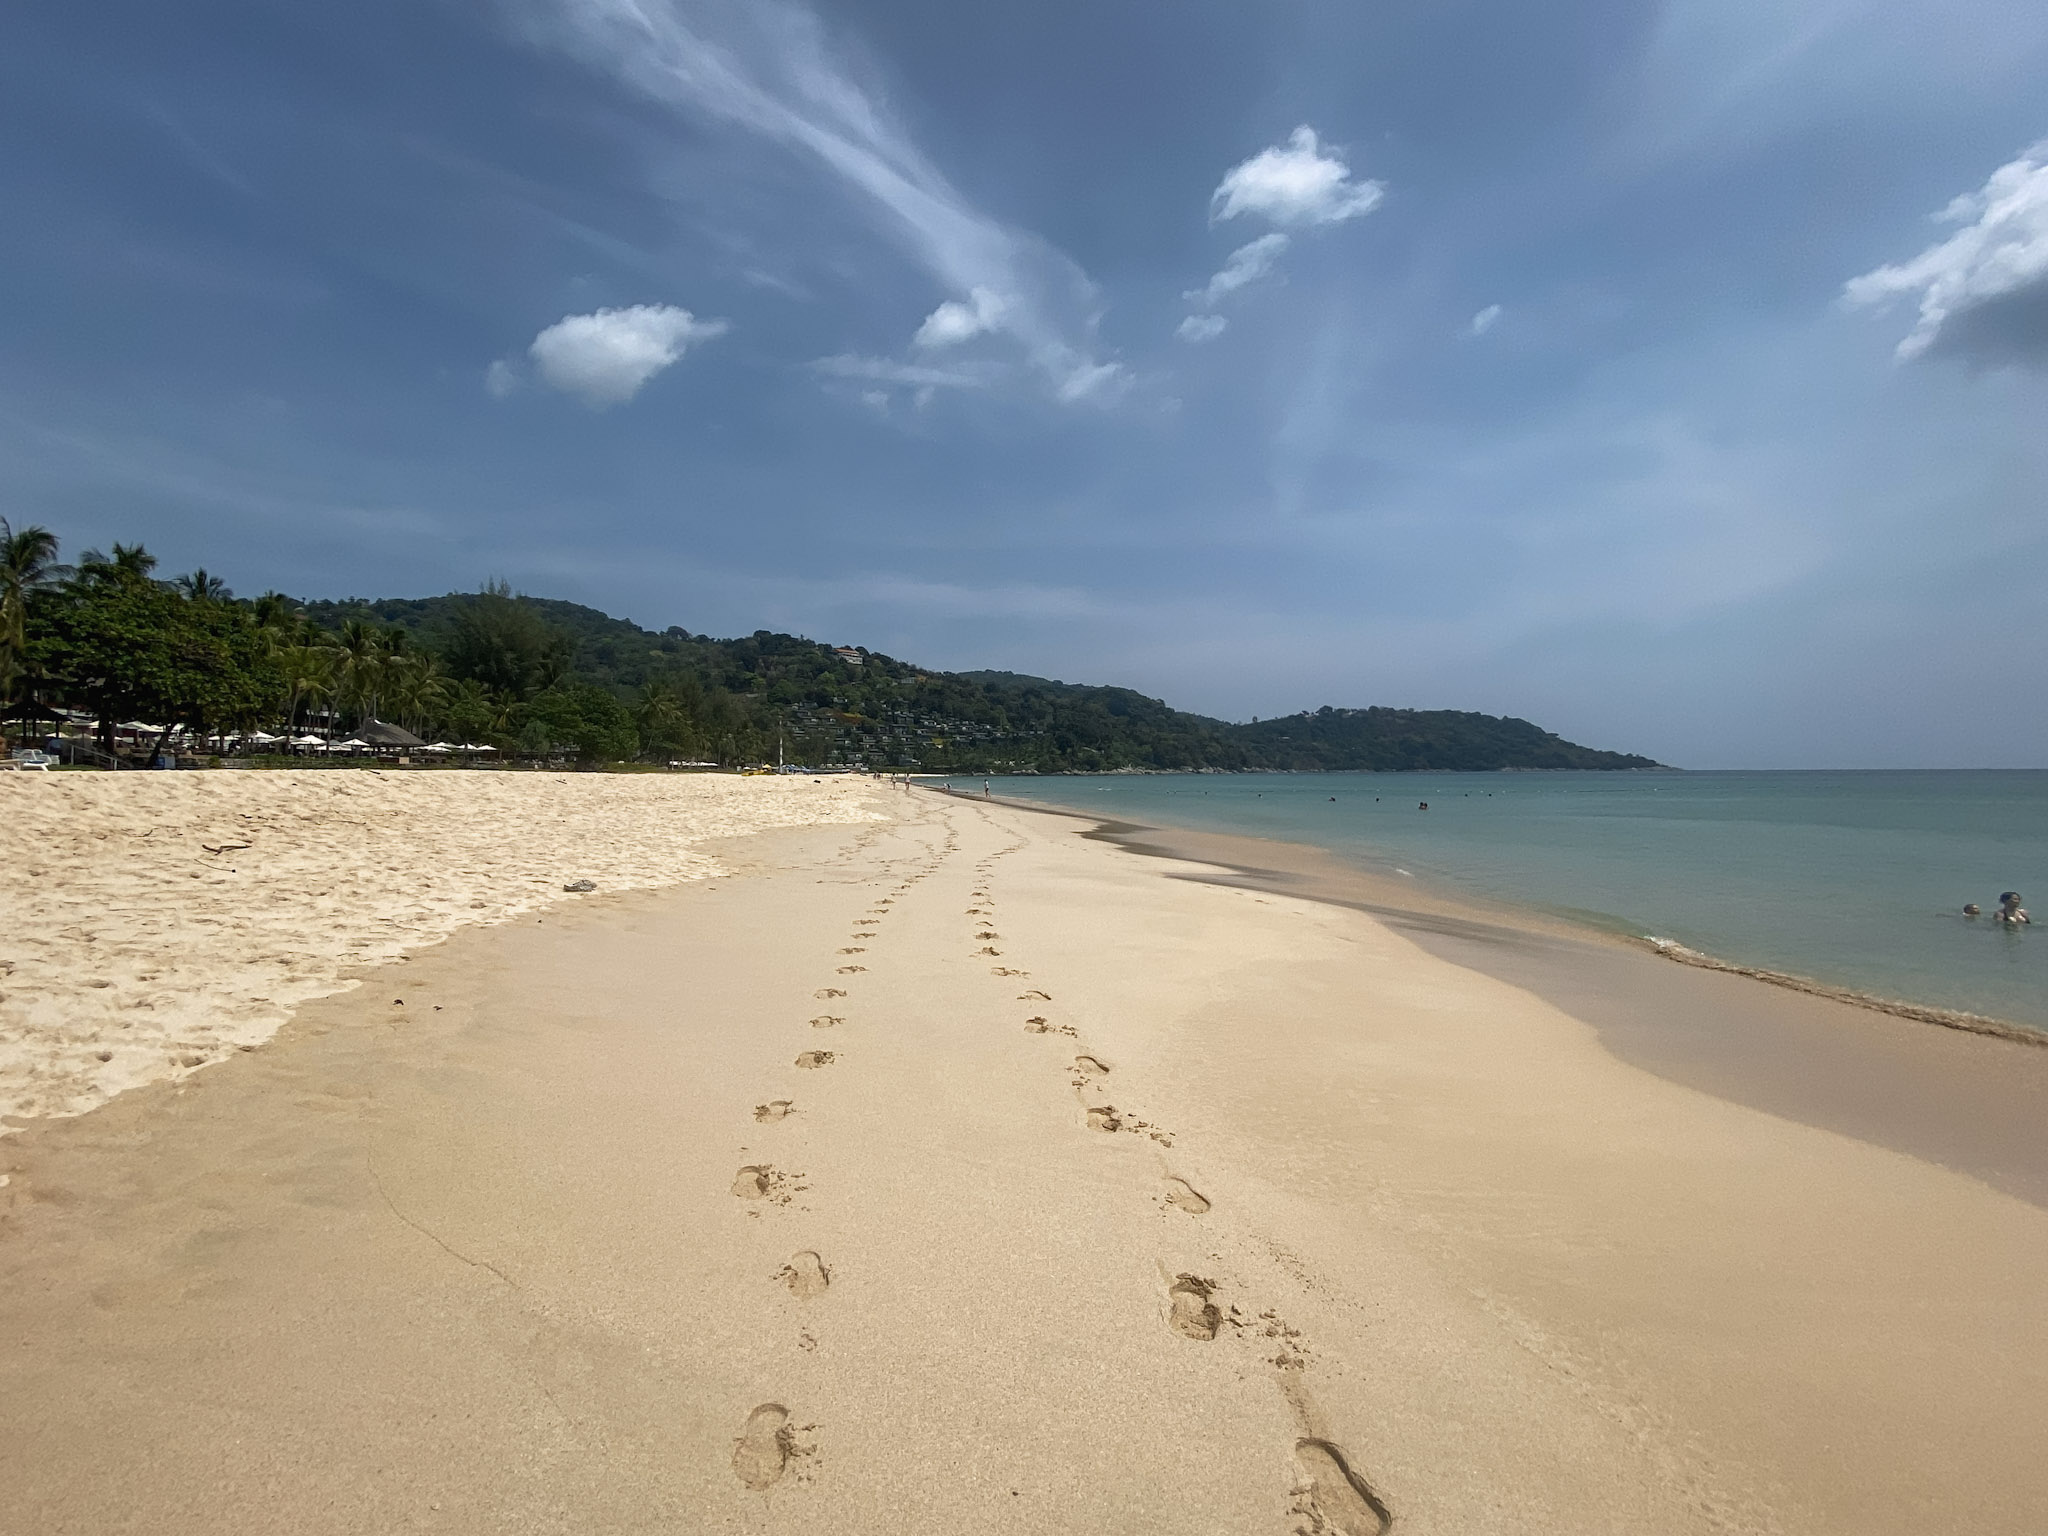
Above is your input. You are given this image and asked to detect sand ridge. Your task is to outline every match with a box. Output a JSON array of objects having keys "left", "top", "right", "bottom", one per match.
[{"left": 0, "top": 769, "right": 886, "bottom": 1125}]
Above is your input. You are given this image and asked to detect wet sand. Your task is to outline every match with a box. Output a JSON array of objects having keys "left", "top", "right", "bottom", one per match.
[
  {"left": 4, "top": 790, "right": 2047, "bottom": 1532},
  {"left": 1050, "top": 806, "right": 2048, "bottom": 1210}
]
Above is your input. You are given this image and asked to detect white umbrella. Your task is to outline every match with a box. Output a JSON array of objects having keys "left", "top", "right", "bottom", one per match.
[
  {"left": 465, "top": 743, "right": 497, "bottom": 752},
  {"left": 245, "top": 730, "right": 280, "bottom": 744},
  {"left": 291, "top": 734, "right": 324, "bottom": 747}
]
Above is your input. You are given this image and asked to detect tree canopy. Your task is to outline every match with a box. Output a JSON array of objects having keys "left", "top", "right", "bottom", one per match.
[{"left": 6, "top": 529, "right": 1664, "bottom": 771}]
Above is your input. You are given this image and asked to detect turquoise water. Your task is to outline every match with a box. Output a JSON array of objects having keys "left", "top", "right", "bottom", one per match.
[{"left": 974, "top": 771, "right": 2048, "bottom": 1030}]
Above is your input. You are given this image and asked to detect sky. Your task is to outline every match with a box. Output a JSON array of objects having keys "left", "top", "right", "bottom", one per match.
[{"left": 3, "top": 1, "right": 2046, "bottom": 767}]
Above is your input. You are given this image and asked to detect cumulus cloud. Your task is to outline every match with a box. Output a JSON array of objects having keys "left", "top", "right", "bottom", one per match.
[
  {"left": 1176, "top": 314, "right": 1228, "bottom": 344},
  {"left": 1844, "top": 142, "right": 2048, "bottom": 365},
  {"left": 526, "top": 304, "right": 727, "bottom": 407},
  {"left": 914, "top": 286, "right": 1008, "bottom": 348},
  {"left": 1468, "top": 304, "right": 1503, "bottom": 337},
  {"left": 1185, "top": 233, "right": 1290, "bottom": 308},
  {"left": 1210, "top": 126, "right": 1385, "bottom": 228},
  {"left": 511, "top": 0, "right": 1124, "bottom": 405}
]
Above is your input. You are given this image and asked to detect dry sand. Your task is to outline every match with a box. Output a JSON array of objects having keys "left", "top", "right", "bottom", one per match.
[
  {"left": 0, "top": 769, "right": 885, "bottom": 1125},
  {"left": 3, "top": 786, "right": 2046, "bottom": 1533}
]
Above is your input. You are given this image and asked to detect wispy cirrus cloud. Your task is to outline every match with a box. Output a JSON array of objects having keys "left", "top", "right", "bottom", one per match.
[
  {"left": 1844, "top": 141, "right": 2048, "bottom": 366},
  {"left": 505, "top": 0, "right": 1126, "bottom": 404},
  {"left": 1184, "top": 233, "right": 1290, "bottom": 309}
]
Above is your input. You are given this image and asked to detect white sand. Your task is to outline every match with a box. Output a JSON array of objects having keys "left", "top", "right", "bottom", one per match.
[{"left": 0, "top": 770, "right": 886, "bottom": 1125}]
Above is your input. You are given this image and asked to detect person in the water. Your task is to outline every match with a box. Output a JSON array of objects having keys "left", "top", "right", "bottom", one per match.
[{"left": 1995, "top": 892, "right": 2030, "bottom": 926}]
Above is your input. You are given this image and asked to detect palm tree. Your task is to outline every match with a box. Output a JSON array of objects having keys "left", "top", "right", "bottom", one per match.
[
  {"left": 334, "top": 620, "right": 386, "bottom": 728},
  {"left": 276, "top": 644, "right": 337, "bottom": 735},
  {"left": 1, "top": 520, "right": 69, "bottom": 747},
  {"left": 175, "top": 568, "right": 233, "bottom": 603},
  {"left": 635, "top": 679, "right": 691, "bottom": 759}
]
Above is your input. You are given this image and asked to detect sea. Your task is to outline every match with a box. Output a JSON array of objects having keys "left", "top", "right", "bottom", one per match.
[{"left": 971, "top": 770, "right": 2048, "bottom": 1032}]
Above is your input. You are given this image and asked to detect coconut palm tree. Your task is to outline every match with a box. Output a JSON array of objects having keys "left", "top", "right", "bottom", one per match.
[
  {"left": 276, "top": 644, "right": 337, "bottom": 735},
  {"left": 175, "top": 569, "right": 233, "bottom": 603},
  {"left": 0, "top": 520, "right": 69, "bottom": 746},
  {"left": 333, "top": 620, "right": 386, "bottom": 728}
]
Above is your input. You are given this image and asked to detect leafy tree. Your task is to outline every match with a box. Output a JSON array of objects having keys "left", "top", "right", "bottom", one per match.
[
  {"left": 520, "top": 682, "right": 638, "bottom": 762},
  {"left": 443, "top": 583, "right": 574, "bottom": 696},
  {"left": 29, "top": 558, "right": 280, "bottom": 754}
]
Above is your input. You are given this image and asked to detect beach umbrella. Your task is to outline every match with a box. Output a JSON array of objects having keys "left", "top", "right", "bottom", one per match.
[
  {"left": 291, "top": 734, "right": 324, "bottom": 747},
  {"left": 466, "top": 743, "right": 497, "bottom": 752},
  {"left": 245, "top": 730, "right": 280, "bottom": 744}
]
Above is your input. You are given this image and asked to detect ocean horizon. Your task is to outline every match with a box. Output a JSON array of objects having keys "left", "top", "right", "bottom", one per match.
[{"left": 975, "top": 769, "right": 2048, "bottom": 1032}]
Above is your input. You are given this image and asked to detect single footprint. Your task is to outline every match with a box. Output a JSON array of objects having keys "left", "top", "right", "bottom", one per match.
[
  {"left": 810, "top": 1015, "right": 842, "bottom": 1029},
  {"left": 732, "top": 1165, "right": 773, "bottom": 1198},
  {"left": 975, "top": 946, "right": 1002, "bottom": 956},
  {"left": 837, "top": 947, "right": 865, "bottom": 955},
  {"left": 1073, "top": 1055, "right": 1109, "bottom": 1076},
  {"left": 1024, "top": 1016, "right": 1051, "bottom": 1032},
  {"left": 1295, "top": 1440, "right": 1391, "bottom": 1535},
  {"left": 1168, "top": 1275, "right": 1222, "bottom": 1340},
  {"left": 815, "top": 988, "right": 847, "bottom": 999},
  {"left": 975, "top": 930, "right": 1001, "bottom": 940},
  {"left": 1164, "top": 1176, "right": 1211, "bottom": 1215},
  {"left": 733, "top": 1403, "right": 792, "bottom": 1490},
  {"left": 1086, "top": 1105, "right": 1122, "bottom": 1132},
  {"left": 795, "top": 1051, "right": 835, "bottom": 1069},
  {"left": 1018, "top": 990, "right": 1051, "bottom": 1001},
  {"left": 780, "top": 1250, "right": 830, "bottom": 1298},
  {"left": 754, "top": 1101, "right": 794, "bottom": 1122},
  {"left": 836, "top": 965, "right": 866, "bottom": 974}
]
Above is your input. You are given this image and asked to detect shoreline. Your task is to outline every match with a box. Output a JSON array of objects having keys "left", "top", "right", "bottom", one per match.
[
  {"left": 953, "top": 781, "right": 2044, "bottom": 1044},
  {"left": 944, "top": 787, "right": 2048, "bottom": 1210}
]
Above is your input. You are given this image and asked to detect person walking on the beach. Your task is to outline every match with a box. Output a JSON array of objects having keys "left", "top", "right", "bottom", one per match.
[
  {"left": 1996, "top": 892, "right": 2030, "bottom": 926},
  {"left": 983, "top": 780, "right": 991, "bottom": 800}
]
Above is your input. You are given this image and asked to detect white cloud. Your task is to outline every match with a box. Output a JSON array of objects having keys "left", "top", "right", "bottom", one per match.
[
  {"left": 1468, "top": 304, "right": 1503, "bottom": 337},
  {"left": 809, "top": 353, "right": 994, "bottom": 389},
  {"left": 484, "top": 358, "right": 520, "bottom": 397},
  {"left": 1185, "top": 233, "right": 1290, "bottom": 308},
  {"left": 1056, "top": 361, "right": 1133, "bottom": 404},
  {"left": 526, "top": 304, "right": 727, "bottom": 407},
  {"left": 513, "top": 0, "right": 1123, "bottom": 404},
  {"left": 1177, "top": 314, "right": 1228, "bottom": 344},
  {"left": 1210, "top": 126, "right": 1385, "bottom": 228},
  {"left": 914, "top": 286, "right": 1008, "bottom": 348},
  {"left": 1844, "top": 142, "right": 2048, "bottom": 363}
]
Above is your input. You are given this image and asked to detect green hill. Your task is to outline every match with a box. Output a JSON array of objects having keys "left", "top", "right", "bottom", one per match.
[{"left": 298, "top": 590, "right": 1661, "bottom": 772}]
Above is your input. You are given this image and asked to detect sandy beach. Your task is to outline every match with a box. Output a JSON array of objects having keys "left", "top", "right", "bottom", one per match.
[
  {"left": 0, "top": 770, "right": 884, "bottom": 1125},
  {"left": 4, "top": 780, "right": 2047, "bottom": 1532}
]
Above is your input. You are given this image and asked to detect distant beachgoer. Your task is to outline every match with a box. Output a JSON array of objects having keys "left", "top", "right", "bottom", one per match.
[
  {"left": 983, "top": 780, "right": 991, "bottom": 800},
  {"left": 1963, "top": 904, "right": 1981, "bottom": 917},
  {"left": 1419, "top": 802, "right": 1428, "bottom": 811},
  {"left": 1996, "top": 892, "right": 2030, "bottom": 926}
]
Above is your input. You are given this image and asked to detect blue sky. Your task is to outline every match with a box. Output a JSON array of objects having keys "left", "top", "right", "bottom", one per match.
[{"left": 3, "top": 0, "right": 2046, "bottom": 766}]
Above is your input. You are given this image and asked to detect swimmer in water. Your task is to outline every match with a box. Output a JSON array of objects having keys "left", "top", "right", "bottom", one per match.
[
  {"left": 1963, "top": 904, "right": 1981, "bottom": 917},
  {"left": 1995, "top": 892, "right": 2030, "bottom": 926}
]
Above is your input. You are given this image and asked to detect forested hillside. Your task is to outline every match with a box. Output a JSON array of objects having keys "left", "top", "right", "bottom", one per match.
[
  {"left": 1, "top": 521, "right": 1661, "bottom": 770},
  {"left": 301, "top": 590, "right": 1660, "bottom": 772}
]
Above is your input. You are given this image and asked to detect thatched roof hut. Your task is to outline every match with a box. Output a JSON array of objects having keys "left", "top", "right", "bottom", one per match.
[{"left": 357, "top": 718, "right": 428, "bottom": 749}]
